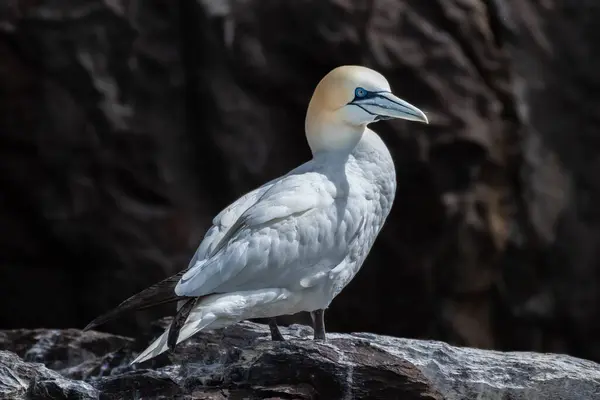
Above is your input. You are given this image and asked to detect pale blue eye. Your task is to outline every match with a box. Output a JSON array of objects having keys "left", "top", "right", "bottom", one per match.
[{"left": 355, "top": 87, "right": 367, "bottom": 98}]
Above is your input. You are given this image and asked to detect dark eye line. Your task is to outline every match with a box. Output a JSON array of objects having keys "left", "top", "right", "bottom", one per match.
[
  {"left": 352, "top": 103, "right": 378, "bottom": 116},
  {"left": 349, "top": 89, "right": 388, "bottom": 104}
]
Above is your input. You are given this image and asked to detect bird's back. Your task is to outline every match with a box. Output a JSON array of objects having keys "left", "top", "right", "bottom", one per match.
[{"left": 177, "top": 129, "right": 397, "bottom": 307}]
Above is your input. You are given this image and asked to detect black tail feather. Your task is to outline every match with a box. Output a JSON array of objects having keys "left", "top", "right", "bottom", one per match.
[
  {"left": 83, "top": 271, "right": 186, "bottom": 331},
  {"left": 167, "top": 297, "right": 197, "bottom": 350}
]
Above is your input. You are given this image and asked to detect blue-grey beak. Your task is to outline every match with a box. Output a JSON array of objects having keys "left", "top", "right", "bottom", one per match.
[{"left": 352, "top": 91, "right": 429, "bottom": 124}]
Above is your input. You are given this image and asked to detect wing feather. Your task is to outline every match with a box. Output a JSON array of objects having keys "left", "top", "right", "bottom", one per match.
[
  {"left": 175, "top": 173, "right": 339, "bottom": 297},
  {"left": 188, "top": 179, "right": 277, "bottom": 265}
]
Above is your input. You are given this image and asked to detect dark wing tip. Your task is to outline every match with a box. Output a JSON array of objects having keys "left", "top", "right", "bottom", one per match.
[
  {"left": 82, "top": 322, "right": 97, "bottom": 332},
  {"left": 167, "top": 297, "right": 197, "bottom": 350},
  {"left": 82, "top": 307, "right": 123, "bottom": 331},
  {"left": 81, "top": 271, "right": 187, "bottom": 332}
]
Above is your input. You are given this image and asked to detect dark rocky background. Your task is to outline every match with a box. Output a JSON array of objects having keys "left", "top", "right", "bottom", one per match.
[{"left": 1, "top": 0, "right": 600, "bottom": 364}]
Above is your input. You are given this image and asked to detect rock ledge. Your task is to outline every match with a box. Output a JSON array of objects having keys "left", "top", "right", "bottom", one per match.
[{"left": 1, "top": 321, "right": 599, "bottom": 399}]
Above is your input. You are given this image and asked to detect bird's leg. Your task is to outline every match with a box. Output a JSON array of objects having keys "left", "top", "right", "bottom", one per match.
[
  {"left": 311, "top": 309, "right": 327, "bottom": 340},
  {"left": 268, "top": 317, "right": 285, "bottom": 341}
]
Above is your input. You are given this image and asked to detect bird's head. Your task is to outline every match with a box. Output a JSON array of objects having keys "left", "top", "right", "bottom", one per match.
[{"left": 305, "top": 65, "right": 428, "bottom": 154}]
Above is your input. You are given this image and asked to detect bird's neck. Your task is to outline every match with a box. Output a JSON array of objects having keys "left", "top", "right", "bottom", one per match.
[
  {"left": 350, "top": 128, "right": 393, "bottom": 162},
  {"left": 305, "top": 116, "right": 365, "bottom": 156}
]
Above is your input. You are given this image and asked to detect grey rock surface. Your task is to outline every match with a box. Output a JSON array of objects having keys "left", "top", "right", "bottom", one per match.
[
  {"left": 0, "top": 351, "right": 98, "bottom": 400},
  {"left": 1, "top": 321, "right": 599, "bottom": 399}
]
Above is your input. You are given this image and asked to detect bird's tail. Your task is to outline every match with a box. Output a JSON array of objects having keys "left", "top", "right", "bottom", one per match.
[
  {"left": 83, "top": 271, "right": 186, "bottom": 332},
  {"left": 131, "top": 288, "right": 297, "bottom": 364}
]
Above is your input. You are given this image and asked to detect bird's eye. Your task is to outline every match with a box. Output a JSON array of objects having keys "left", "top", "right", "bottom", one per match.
[{"left": 355, "top": 87, "right": 367, "bottom": 98}]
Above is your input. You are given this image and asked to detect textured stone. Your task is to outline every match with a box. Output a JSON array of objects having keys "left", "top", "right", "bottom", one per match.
[
  {"left": 2, "top": 321, "right": 600, "bottom": 399},
  {"left": 0, "top": 328, "right": 134, "bottom": 380},
  {"left": 489, "top": 0, "right": 600, "bottom": 362},
  {"left": 0, "top": 351, "right": 98, "bottom": 400}
]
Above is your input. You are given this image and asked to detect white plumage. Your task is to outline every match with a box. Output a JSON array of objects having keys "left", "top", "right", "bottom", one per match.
[
  {"left": 132, "top": 131, "right": 400, "bottom": 363},
  {"left": 86, "top": 65, "right": 429, "bottom": 365}
]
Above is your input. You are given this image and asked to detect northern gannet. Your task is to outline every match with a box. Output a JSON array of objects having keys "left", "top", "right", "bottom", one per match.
[{"left": 84, "top": 65, "right": 428, "bottom": 364}]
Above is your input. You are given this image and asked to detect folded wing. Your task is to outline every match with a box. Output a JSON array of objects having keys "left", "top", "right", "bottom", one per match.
[{"left": 174, "top": 172, "right": 347, "bottom": 298}]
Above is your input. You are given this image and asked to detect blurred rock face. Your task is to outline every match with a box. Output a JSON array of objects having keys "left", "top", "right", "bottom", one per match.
[{"left": 0, "top": 0, "right": 598, "bottom": 361}]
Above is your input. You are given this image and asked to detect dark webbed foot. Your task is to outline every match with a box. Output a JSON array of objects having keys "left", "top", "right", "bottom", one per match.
[
  {"left": 269, "top": 317, "right": 285, "bottom": 341},
  {"left": 311, "top": 309, "right": 327, "bottom": 341}
]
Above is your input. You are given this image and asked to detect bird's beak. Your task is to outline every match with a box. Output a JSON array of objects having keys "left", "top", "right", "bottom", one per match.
[{"left": 352, "top": 91, "right": 429, "bottom": 124}]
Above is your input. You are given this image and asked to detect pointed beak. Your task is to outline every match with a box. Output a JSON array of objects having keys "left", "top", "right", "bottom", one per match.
[{"left": 352, "top": 92, "right": 429, "bottom": 124}]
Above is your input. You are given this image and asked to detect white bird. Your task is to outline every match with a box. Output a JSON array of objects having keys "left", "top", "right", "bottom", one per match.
[{"left": 84, "top": 65, "right": 428, "bottom": 364}]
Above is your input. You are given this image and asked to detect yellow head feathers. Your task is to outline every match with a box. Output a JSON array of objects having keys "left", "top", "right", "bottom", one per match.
[
  {"left": 308, "top": 66, "right": 391, "bottom": 112},
  {"left": 305, "top": 65, "right": 428, "bottom": 154}
]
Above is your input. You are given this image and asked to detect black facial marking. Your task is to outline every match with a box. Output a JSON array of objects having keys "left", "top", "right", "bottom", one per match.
[
  {"left": 353, "top": 104, "right": 378, "bottom": 116},
  {"left": 349, "top": 90, "right": 389, "bottom": 104}
]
